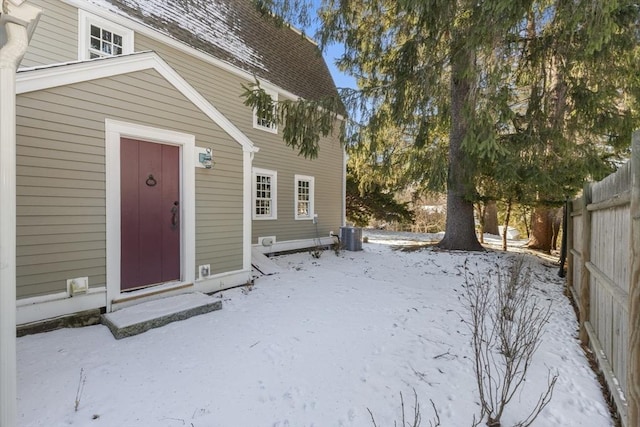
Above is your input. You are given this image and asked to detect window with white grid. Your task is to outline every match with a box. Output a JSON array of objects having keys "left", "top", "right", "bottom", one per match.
[
  {"left": 295, "top": 175, "right": 314, "bottom": 220},
  {"left": 78, "top": 11, "right": 134, "bottom": 60},
  {"left": 253, "top": 168, "right": 277, "bottom": 220},
  {"left": 89, "top": 24, "right": 124, "bottom": 58}
]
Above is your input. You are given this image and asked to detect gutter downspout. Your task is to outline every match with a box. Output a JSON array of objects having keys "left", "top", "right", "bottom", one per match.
[{"left": 0, "top": 2, "right": 40, "bottom": 426}]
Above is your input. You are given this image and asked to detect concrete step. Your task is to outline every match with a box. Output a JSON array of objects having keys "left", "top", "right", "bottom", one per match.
[{"left": 101, "top": 292, "right": 221, "bottom": 339}]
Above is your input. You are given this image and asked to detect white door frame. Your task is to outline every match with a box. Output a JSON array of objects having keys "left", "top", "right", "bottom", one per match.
[{"left": 105, "top": 119, "right": 196, "bottom": 311}]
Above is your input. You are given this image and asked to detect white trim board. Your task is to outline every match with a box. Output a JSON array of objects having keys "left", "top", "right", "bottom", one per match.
[
  {"left": 243, "top": 151, "right": 254, "bottom": 271},
  {"left": 253, "top": 236, "right": 336, "bottom": 255},
  {"left": 17, "top": 288, "right": 106, "bottom": 325},
  {"left": 16, "top": 51, "right": 259, "bottom": 153}
]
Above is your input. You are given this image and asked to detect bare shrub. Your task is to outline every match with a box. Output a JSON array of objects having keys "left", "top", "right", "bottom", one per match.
[
  {"left": 368, "top": 390, "right": 440, "bottom": 427},
  {"left": 463, "top": 257, "right": 557, "bottom": 427},
  {"left": 411, "top": 207, "right": 446, "bottom": 234}
]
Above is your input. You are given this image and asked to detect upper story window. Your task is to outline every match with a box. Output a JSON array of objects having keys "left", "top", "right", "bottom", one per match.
[
  {"left": 253, "top": 88, "right": 278, "bottom": 134},
  {"left": 89, "top": 24, "right": 123, "bottom": 58},
  {"left": 295, "top": 175, "right": 315, "bottom": 220},
  {"left": 253, "top": 168, "right": 277, "bottom": 220},
  {"left": 78, "top": 10, "right": 134, "bottom": 60}
]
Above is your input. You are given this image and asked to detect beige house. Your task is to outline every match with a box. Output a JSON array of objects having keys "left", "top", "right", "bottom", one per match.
[{"left": 14, "top": 0, "right": 345, "bottom": 326}]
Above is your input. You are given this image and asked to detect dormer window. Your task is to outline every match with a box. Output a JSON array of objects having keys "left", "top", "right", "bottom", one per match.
[{"left": 78, "top": 10, "right": 134, "bottom": 60}]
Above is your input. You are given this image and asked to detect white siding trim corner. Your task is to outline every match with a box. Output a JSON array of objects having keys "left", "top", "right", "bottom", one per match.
[{"left": 243, "top": 151, "right": 254, "bottom": 271}]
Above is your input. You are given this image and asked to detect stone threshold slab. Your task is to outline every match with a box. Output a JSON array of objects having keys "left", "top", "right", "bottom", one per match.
[{"left": 101, "top": 292, "right": 221, "bottom": 339}]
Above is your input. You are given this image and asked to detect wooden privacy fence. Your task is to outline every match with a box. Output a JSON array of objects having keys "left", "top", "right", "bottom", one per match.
[{"left": 567, "top": 131, "right": 640, "bottom": 427}]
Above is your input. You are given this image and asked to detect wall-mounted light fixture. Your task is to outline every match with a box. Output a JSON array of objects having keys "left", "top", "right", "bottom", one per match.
[{"left": 196, "top": 147, "right": 214, "bottom": 169}]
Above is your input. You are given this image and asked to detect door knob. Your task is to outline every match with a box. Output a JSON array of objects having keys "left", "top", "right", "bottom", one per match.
[{"left": 171, "top": 201, "right": 179, "bottom": 229}]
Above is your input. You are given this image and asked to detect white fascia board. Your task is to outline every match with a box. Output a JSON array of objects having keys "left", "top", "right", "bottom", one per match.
[{"left": 16, "top": 52, "right": 258, "bottom": 153}]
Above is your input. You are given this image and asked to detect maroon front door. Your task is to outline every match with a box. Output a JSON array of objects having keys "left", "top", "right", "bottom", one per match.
[{"left": 120, "top": 138, "right": 181, "bottom": 291}]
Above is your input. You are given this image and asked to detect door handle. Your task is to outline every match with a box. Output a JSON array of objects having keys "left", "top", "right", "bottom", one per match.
[{"left": 171, "top": 201, "right": 179, "bottom": 229}]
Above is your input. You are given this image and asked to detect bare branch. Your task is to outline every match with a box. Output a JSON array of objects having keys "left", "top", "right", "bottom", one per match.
[{"left": 463, "top": 256, "right": 557, "bottom": 426}]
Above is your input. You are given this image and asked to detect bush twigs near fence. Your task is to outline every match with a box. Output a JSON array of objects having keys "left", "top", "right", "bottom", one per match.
[{"left": 567, "top": 131, "right": 640, "bottom": 427}]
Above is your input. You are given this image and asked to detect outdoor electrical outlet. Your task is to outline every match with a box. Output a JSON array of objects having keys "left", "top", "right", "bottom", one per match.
[
  {"left": 329, "top": 230, "right": 334, "bottom": 236},
  {"left": 313, "top": 214, "right": 318, "bottom": 224},
  {"left": 199, "top": 264, "right": 210, "bottom": 279}
]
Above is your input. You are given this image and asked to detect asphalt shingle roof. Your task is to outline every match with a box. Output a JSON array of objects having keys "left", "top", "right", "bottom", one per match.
[{"left": 91, "top": 0, "right": 340, "bottom": 102}]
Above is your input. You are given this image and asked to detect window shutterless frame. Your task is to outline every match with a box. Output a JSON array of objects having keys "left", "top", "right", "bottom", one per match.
[
  {"left": 252, "top": 168, "right": 277, "bottom": 220},
  {"left": 78, "top": 10, "right": 134, "bottom": 60},
  {"left": 294, "top": 175, "right": 314, "bottom": 220}
]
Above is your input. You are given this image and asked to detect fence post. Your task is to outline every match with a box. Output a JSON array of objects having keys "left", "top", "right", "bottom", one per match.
[
  {"left": 579, "top": 182, "right": 592, "bottom": 345},
  {"left": 566, "top": 199, "right": 574, "bottom": 290},
  {"left": 627, "top": 131, "right": 640, "bottom": 427}
]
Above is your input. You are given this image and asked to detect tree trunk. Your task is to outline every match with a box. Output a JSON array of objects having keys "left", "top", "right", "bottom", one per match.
[
  {"left": 438, "top": 42, "right": 482, "bottom": 251},
  {"left": 477, "top": 203, "right": 486, "bottom": 244},
  {"left": 502, "top": 200, "right": 512, "bottom": 251},
  {"left": 483, "top": 200, "right": 499, "bottom": 235},
  {"left": 551, "top": 207, "right": 562, "bottom": 250},
  {"left": 527, "top": 207, "right": 553, "bottom": 252},
  {"left": 521, "top": 207, "right": 531, "bottom": 238}
]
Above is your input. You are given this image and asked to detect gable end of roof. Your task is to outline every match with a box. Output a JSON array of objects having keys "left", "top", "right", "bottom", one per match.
[{"left": 17, "top": 52, "right": 258, "bottom": 152}]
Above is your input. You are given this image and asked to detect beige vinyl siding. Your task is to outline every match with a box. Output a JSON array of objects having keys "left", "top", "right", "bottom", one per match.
[
  {"left": 134, "top": 34, "right": 345, "bottom": 242},
  {"left": 250, "top": 126, "right": 343, "bottom": 242},
  {"left": 20, "top": 0, "right": 78, "bottom": 68},
  {"left": 16, "top": 68, "right": 243, "bottom": 299}
]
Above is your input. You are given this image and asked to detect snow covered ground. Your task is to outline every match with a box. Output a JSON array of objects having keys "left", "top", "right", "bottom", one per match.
[{"left": 17, "top": 232, "right": 612, "bottom": 427}]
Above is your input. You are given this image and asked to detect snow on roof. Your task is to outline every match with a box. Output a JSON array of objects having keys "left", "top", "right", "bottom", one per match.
[
  {"left": 87, "top": 0, "right": 266, "bottom": 70},
  {"left": 83, "top": 0, "right": 341, "bottom": 104}
]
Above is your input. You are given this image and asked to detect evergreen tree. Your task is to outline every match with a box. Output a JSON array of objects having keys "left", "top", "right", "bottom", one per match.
[
  {"left": 346, "top": 171, "right": 414, "bottom": 227},
  {"left": 246, "top": 0, "right": 640, "bottom": 251}
]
